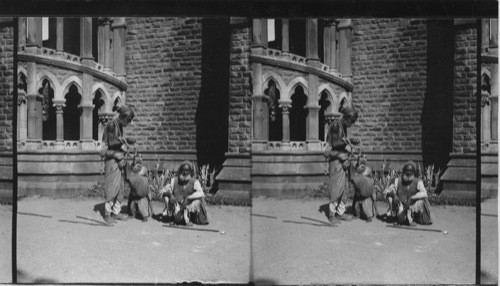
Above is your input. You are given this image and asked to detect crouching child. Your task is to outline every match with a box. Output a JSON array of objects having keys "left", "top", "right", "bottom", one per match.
[
  {"left": 157, "top": 161, "right": 209, "bottom": 226},
  {"left": 350, "top": 155, "right": 377, "bottom": 222},
  {"left": 126, "top": 154, "right": 151, "bottom": 222}
]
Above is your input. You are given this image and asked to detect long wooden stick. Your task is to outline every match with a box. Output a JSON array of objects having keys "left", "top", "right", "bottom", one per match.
[
  {"left": 387, "top": 225, "right": 443, "bottom": 233},
  {"left": 162, "top": 224, "right": 220, "bottom": 233}
]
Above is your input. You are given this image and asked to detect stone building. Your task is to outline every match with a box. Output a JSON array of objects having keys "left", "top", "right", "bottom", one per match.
[
  {"left": 0, "top": 18, "right": 14, "bottom": 201},
  {"left": 10, "top": 17, "right": 498, "bottom": 201}
]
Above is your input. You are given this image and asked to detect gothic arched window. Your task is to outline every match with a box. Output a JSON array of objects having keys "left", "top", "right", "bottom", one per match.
[
  {"left": 112, "top": 97, "right": 121, "bottom": 112},
  {"left": 39, "top": 79, "right": 56, "bottom": 140},
  {"left": 92, "top": 90, "right": 105, "bottom": 141},
  {"left": 63, "top": 84, "right": 82, "bottom": 140},
  {"left": 18, "top": 73, "right": 27, "bottom": 94},
  {"left": 265, "top": 79, "right": 282, "bottom": 141},
  {"left": 290, "top": 85, "right": 307, "bottom": 141},
  {"left": 319, "top": 91, "right": 331, "bottom": 141}
]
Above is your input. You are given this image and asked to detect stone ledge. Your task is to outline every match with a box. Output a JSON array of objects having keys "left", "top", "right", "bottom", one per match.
[
  {"left": 18, "top": 51, "right": 127, "bottom": 91},
  {"left": 215, "top": 153, "right": 251, "bottom": 202}
]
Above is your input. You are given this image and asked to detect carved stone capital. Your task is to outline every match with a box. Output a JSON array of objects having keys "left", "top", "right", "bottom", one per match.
[
  {"left": 54, "top": 104, "right": 65, "bottom": 113},
  {"left": 278, "top": 99, "right": 292, "bottom": 108},
  {"left": 17, "top": 94, "right": 27, "bottom": 106},
  {"left": 325, "top": 111, "right": 341, "bottom": 123},
  {"left": 98, "top": 17, "right": 113, "bottom": 26},
  {"left": 321, "top": 19, "right": 339, "bottom": 27},
  {"left": 98, "top": 112, "right": 116, "bottom": 125},
  {"left": 53, "top": 99, "right": 66, "bottom": 112}
]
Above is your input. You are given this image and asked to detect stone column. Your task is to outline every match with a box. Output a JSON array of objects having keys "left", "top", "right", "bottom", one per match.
[
  {"left": 26, "top": 17, "right": 39, "bottom": 52},
  {"left": 97, "top": 18, "right": 104, "bottom": 64},
  {"left": 282, "top": 19, "right": 289, "bottom": 57},
  {"left": 35, "top": 17, "right": 42, "bottom": 48},
  {"left": 338, "top": 19, "right": 353, "bottom": 81},
  {"left": 491, "top": 64, "right": 498, "bottom": 144},
  {"left": 323, "top": 19, "right": 338, "bottom": 72},
  {"left": 16, "top": 17, "right": 27, "bottom": 141},
  {"left": 79, "top": 18, "right": 96, "bottom": 149},
  {"left": 26, "top": 18, "right": 43, "bottom": 148},
  {"left": 112, "top": 17, "right": 126, "bottom": 79},
  {"left": 52, "top": 100, "right": 65, "bottom": 149},
  {"left": 17, "top": 90, "right": 27, "bottom": 141},
  {"left": 278, "top": 99, "right": 292, "bottom": 150},
  {"left": 306, "top": 104, "right": 321, "bottom": 151},
  {"left": 306, "top": 73, "right": 320, "bottom": 148},
  {"left": 252, "top": 62, "right": 268, "bottom": 151},
  {"left": 306, "top": 19, "right": 321, "bottom": 68},
  {"left": 481, "top": 84, "right": 492, "bottom": 146},
  {"left": 103, "top": 18, "right": 112, "bottom": 72},
  {"left": 56, "top": 17, "right": 64, "bottom": 56},
  {"left": 252, "top": 19, "right": 267, "bottom": 56},
  {"left": 80, "top": 17, "right": 93, "bottom": 66},
  {"left": 80, "top": 73, "right": 95, "bottom": 150},
  {"left": 482, "top": 19, "right": 490, "bottom": 52},
  {"left": 18, "top": 17, "right": 26, "bottom": 46}
]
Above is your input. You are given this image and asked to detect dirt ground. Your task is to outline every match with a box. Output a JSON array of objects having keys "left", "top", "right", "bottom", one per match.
[
  {"left": 15, "top": 196, "right": 250, "bottom": 283},
  {"left": 0, "top": 203, "right": 12, "bottom": 283},
  {"left": 251, "top": 197, "right": 477, "bottom": 285},
  {"left": 2, "top": 196, "right": 497, "bottom": 284},
  {"left": 481, "top": 198, "right": 498, "bottom": 285}
]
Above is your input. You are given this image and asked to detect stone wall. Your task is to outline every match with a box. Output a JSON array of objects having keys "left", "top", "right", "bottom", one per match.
[
  {"left": 351, "top": 19, "right": 427, "bottom": 152},
  {"left": 228, "top": 22, "right": 252, "bottom": 153},
  {"left": 0, "top": 22, "right": 13, "bottom": 151},
  {"left": 125, "top": 17, "right": 202, "bottom": 151},
  {"left": 453, "top": 23, "right": 477, "bottom": 153}
]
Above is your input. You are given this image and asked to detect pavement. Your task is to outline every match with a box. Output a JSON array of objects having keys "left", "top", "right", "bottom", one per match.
[
  {"left": 481, "top": 198, "right": 499, "bottom": 285},
  {"left": 251, "top": 197, "right": 477, "bottom": 285},
  {"left": 0, "top": 203, "right": 12, "bottom": 283},
  {"left": 14, "top": 196, "right": 250, "bottom": 284},
  {"left": 1, "top": 196, "right": 497, "bottom": 284}
]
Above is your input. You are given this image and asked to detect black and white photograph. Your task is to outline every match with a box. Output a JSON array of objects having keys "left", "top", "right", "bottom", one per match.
[{"left": 0, "top": 2, "right": 497, "bottom": 284}]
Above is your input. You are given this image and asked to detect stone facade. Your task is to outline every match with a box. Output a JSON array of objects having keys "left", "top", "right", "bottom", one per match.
[
  {"left": 125, "top": 17, "right": 202, "bottom": 151},
  {"left": 453, "top": 23, "right": 477, "bottom": 153},
  {"left": 4, "top": 17, "right": 492, "bottom": 201},
  {"left": 0, "top": 23, "right": 13, "bottom": 151},
  {"left": 351, "top": 19, "right": 428, "bottom": 152},
  {"left": 228, "top": 23, "right": 252, "bottom": 153}
]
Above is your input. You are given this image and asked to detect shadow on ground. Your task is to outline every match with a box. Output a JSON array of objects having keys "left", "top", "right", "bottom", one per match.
[
  {"left": 481, "top": 270, "right": 498, "bottom": 285},
  {"left": 17, "top": 269, "right": 58, "bottom": 283},
  {"left": 251, "top": 278, "right": 280, "bottom": 285}
]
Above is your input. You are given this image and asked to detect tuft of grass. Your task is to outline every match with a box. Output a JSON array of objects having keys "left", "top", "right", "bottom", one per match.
[
  {"left": 309, "top": 182, "right": 330, "bottom": 198},
  {"left": 204, "top": 194, "right": 251, "bottom": 207}
]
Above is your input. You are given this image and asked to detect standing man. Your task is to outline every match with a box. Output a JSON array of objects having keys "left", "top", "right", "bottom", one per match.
[
  {"left": 323, "top": 106, "right": 359, "bottom": 224},
  {"left": 100, "top": 105, "right": 136, "bottom": 224}
]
